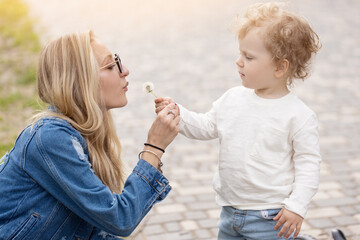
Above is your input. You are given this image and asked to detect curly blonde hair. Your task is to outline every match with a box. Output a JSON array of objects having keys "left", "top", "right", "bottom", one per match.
[{"left": 232, "top": 2, "right": 321, "bottom": 84}]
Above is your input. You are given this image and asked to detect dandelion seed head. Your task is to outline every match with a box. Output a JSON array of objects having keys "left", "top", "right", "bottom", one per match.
[{"left": 142, "top": 82, "right": 155, "bottom": 93}]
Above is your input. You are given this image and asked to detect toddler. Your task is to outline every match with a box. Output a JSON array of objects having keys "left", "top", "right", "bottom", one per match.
[{"left": 156, "top": 2, "right": 321, "bottom": 239}]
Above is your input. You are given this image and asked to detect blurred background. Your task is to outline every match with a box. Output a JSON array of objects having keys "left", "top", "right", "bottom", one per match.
[{"left": 1, "top": 0, "right": 359, "bottom": 239}]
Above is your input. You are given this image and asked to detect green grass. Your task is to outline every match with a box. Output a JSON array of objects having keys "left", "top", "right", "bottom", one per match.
[
  {"left": 0, "top": 92, "right": 23, "bottom": 109},
  {"left": 25, "top": 95, "right": 47, "bottom": 110},
  {"left": 0, "top": 143, "right": 14, "bottom": 158},
  {"left": 0, "top": 0, "right": 40, "bottom": 51},
  {"left": 18, "top": 66, "right": 37, "bottom": 85},
  {"left": 0, "top": 0, "right": 42, "bottom": 157}
]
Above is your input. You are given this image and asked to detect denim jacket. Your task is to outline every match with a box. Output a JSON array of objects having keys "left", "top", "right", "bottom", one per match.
[{"left": 0, "top": 117, "right": 171, "bottom": 239}]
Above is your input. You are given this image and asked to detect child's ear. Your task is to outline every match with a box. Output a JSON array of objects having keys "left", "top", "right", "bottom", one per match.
[{"left": 274, "top": 59, "right": 289, "bottom": 78}]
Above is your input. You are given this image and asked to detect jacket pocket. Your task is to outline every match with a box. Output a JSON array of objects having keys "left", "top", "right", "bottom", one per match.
[{"left": 9, "top": 213, "right": 40, "bottom": 240}]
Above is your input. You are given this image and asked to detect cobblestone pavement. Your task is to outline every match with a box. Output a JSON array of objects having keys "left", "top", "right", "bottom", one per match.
[{"left": 26, "top": 0, "right": 360, "bottom": 239}]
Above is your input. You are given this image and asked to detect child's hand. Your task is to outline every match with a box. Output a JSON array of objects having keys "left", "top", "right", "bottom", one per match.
[
  {"left": 155, "top": 97, "right": 173, "bottom": 115},
  {"left": 273, "top": 208, "right": 303, "bottom": 239}
]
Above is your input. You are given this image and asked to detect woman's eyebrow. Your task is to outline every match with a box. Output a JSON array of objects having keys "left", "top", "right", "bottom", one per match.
[{"left": 101, "top": 54, "right": 113, "bottom": 66}]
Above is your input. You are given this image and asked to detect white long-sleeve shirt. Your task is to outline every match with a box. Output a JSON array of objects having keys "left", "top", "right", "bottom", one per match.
[{"left": 179, "top": 86, "right": 321, "bottom": 218}]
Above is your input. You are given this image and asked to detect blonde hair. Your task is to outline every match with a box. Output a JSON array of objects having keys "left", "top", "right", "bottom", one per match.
[
  {"left": 231, "top": 2, "right": 321, "bottom": 84},
  {"left": 32, "top": 31, "right": 124, "bottom": 193}
]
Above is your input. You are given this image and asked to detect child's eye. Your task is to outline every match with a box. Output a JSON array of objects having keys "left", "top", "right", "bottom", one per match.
[{"left": 245, "top": 55, "right": 253, "bottom": 60}]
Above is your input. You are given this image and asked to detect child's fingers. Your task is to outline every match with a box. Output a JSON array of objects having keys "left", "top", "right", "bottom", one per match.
[
  {"left": 274, "top": 214, "right": 284, "bottom": 230},
  {"left": 277, "top": 222, "right": 289, "bottom": 238},
  {"left": 273, "top": 208, "right": 283, "bottom": 221},
  {"left": 294, "top": 223, "right": 301, "bottom": 238},
  {"left": 284, "top": 224, "right": 296, "bottom": 239}
]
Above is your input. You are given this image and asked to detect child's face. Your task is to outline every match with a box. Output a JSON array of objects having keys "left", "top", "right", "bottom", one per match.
[{"left": 236, "top": 28, "right": 283, "bottom": 94}]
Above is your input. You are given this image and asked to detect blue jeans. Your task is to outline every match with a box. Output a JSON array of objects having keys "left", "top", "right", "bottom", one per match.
[{"left": 218, "top": 206, "right": 294, "bottom": 240}]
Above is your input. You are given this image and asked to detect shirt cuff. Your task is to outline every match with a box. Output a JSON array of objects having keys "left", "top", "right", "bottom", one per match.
[{"left": 281, "top": 198, "right": 307, "bottom": 218}]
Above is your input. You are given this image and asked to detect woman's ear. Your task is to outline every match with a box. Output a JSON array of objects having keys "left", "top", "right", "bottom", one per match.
[{"left": 274, "top": 59, "right": 289, "bottom": 78}]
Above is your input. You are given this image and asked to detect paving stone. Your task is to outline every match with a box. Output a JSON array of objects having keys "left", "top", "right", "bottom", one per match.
[
  {"left": 206, "top": 208, "right": 221, "bottom": 219},
  {"left": 142, "top": 224, "right": 165, "bottom": 235},
  {"left": 200, "top": 179, "right": 213, "bottom": 186},
  {"left": 210, "top": 227, "right": 219, "bottom": 236},
  {"left": 132, "top": 234, "right": 145, "bottom": 240},
  {"left": 164, "top": 222, "right": 182, "bottom": 232},
  {"left": 194, "top": 229, "right": 214, "bottom": 239},
  {"left": 301, "top": 221, "right": 311, "bottom": 230},
  {"left": 312, "top": 191, "right": 330, "bottom": 200},
  {"left": 196, "top": 193, "right": 216, "bottom": 202},
  {"left": 187, "top": 201, "right": 218, "bottom": 211},
  {"left": 189, "top": 172, "right": 214, "bottom": 180},
  {"left": 198, "top": 219, "right": 218, "bottom": 229},
  {"left": 326, "top": 189, "right": 345, "bottom": 198},
  {"left": 159, "top": 195, "right": 174, "bottom": 205},
  {"left": 146, "top": 213, "right": 183, "bottom": 225},
  {"left": 180, "top": 220, "right": 199, "bottom": 231},
  {"left": 184, "top": 211, "right": 207, "bottom": 220},
  {"left": 307, "top": 218, "right": 335, "bottom": 229},
  {"left": 182, "top": 154, "right": 217, "bottom": 163},
  {"left": 177, "top": 186, "right": 214, "bottom": 196},
  {"left": 179, "top": 179, "right": 202, "bottom": 187},
  {"left": 331, "top": 215, "right": 359, "bottom": 227},
  {"left": 307, "top": 207, "right": 343, "bottom": 219},
  {"left": 313, "top": 197, "right": 358, "bottom": 207},
  {"left": 342, "top": 188, "right": 360, "bottom": 197},
  {"left": 347, "top": 224, "right": 360, "bottom": 235},
  {"left": 145, "top": 232, "right": 194, "bottom": 240},
  {"left": 299, "top": 229, "right": 328, "bottom": 240},
  {"left": 174, "top": 195, "right": 197, "bottom": 203},
  {"left": 156, "top": 203, "right": 187, "bottom": 214},
  {"left": 318, "top": 181, "right": 342, "bottom": 190},
  {"left": 339, "top": 206, "right": 358, "bottom": 216}
]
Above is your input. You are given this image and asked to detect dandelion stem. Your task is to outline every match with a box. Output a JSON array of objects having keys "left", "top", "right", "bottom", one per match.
[{"left": 150, "top": 90, "right": 158, "bottom": 98}]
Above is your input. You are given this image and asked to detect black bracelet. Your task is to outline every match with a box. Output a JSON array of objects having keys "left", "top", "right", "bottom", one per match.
[{"left": 144, "top": 143, "right": 165, "bottom": 153}]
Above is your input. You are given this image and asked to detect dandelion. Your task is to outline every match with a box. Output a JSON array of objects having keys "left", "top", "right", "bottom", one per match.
[{"left": 142, "top": 82, "right": 158, "bottom": 98}]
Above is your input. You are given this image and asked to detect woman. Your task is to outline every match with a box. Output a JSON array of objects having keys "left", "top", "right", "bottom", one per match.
[{"left": 0, "top": 31, "right": 180, "bottom": 239}]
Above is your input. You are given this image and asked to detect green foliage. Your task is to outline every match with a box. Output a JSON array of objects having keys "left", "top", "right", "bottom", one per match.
[
  {"left": 24, "top": 95, "right": 47, "bottom": 110},
  {"left": 0, "top": 142, "right": 14, "bottom": 158},
  {"left": 0, "top": 0, "right": 40, "bottom": 51},
  {"left": 0, "top": 92, "right": 23, "bottom": 109},
  {"left": 17, "top": 65, "right": 37, "bottom": 85},
  {"left": 0, "top": 0, "right": 43, "bottom": 157}
]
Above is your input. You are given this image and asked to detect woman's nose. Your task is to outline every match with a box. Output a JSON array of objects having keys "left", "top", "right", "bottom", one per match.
[{"left": 120, "top": 65, "right": 130, "bottom": 77}]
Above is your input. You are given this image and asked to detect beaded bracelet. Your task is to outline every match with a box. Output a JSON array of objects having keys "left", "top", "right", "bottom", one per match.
[
  {"left": 144, "top": 143, "right": 165, "bottom": 153},
  {"left": 138, "top": 150, "right": 163, "bottom": 173}
]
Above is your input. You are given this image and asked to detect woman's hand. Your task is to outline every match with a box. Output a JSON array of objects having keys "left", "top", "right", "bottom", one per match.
[
  {"left": 273, "top": 208, "right": 303, "bottom": 239},
  {"left": 147, "top": 103, "right": 180, "bottom": 150},
  {"left": 155, "top": 97, "right": 173, "bottom": 115}
]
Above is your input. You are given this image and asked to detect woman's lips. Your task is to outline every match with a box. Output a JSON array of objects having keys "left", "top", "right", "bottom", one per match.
[{"left": 123, "top": 81, "right": 129, "bottom": 91}]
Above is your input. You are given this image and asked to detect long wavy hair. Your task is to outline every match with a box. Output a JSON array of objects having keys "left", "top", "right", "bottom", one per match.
[{"left": 32, "top": 31, "right": 124, "bottom": 193}]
